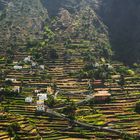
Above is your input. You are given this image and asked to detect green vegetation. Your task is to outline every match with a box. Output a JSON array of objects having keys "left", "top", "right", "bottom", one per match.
[
  {"left": 0, "top": 1, "right": 140, "bottom": 140},
  {"left": 135, "top": 101, "right": 140, "bottom": 113},
  {"left": 7, "top": 122, "right": 21, "bottom": 138}
]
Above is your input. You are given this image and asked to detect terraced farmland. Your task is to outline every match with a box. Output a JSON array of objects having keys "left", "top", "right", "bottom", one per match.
[{"left": 0, "top": 41, "right": 140, "bottom": 140}]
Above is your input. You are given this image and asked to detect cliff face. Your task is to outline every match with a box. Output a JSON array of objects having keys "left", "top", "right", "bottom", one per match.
[{"left": 99, "top": 0, "right": 140, "bottom": 64}]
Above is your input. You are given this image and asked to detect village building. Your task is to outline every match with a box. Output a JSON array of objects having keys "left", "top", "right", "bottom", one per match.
[
  {"left": 93, "top": 90, "right": 111, "bottom": 102},
  {"left": 12, "top": 86, "right": 21, "bottom": 93},
  {"left": 36, "top": 100, "right": 44, "bottom": 105},
  {"left": 39, "top": 65, "right": 45, "bottom": 70},
  {"left": 106, "top": 63, "right": 113, "bottom": 70},
  {"left": 34, "top": 89, "right": 41, "bottom": 94},
  {"left": 37, "top": 93, "right": 47, "bottom": 101},
  {"left": 31, "top": 61, "right": 37, "bottom": 68},
  {"left": 13, "top": 65, "right": 23, "bottom": 70},
  {"left": 36, "top": 100, "right": 46, "bottom": 112},
  {"left": 5, "top": 78, "right": 17, "bottom": 83},
  {"left": 25, "top": 97, "right": 33, "bottom": 103},
  {"left": 36, "top": 104, "right": 46, "bottom": 112},
  {"left": 0, "top": 88, "right": 4, "bottom": 91},
  {"left": 93, "top": 80, "right": 104, "bottom": 88},
  {"left": 93, "top": 62, "right": 100, "bottom": 68},
  {"left": 24, "top": 56, "right": 31, "bottom": 63}
]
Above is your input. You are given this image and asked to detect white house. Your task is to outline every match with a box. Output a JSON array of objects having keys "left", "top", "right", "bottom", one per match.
[
  {"left": 25, "top": 97, "right": 33, "bottom": 103},
  {"left": 37, "top": 94, "right": 47, "bottom": 101},
  {"left": 93, "top": 62, "right": 100, "bottom": 68},
  {"left": 24, "top": 56, "right": 31, "bottom": 63},
  {"left": 31, "top": 62, "right": 37, "bottom": 68},
  {"left": 39, "top": 65, "right": 45, "bottom": 70},
  {"left": 5, "top": 78, "right": 17, "bottom": 82},
  {"left": 12, "top": 86, "right": 20, "bottom": 93},
  {"left": 0, "top": 88, "right": 4, "bottom": 91},
  {"left": 34, "top": 89, "right": 41, "bottom": 94},
  {"left": 14, "top": 65, "right": 23, "bottom": 70},
  {"left": 107, "top": 64, "right": 113, "bottom": 70}
]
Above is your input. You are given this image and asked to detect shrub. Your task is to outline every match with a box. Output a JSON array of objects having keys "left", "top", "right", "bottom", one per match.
[
  {"left": 7, "top": 122, "right": 20, "bottom": 137},
  {"left": 135, "top": 101, "right": 140, "bottom": 113},
  {"left": 10, "top": 122, "right": 21, "bottom": 132},
  {"left": 127, "top": 69, "right": 135, "bottom": 76},
  {"left": 0, "top": 115, "right": 7, "bottom": 120}
]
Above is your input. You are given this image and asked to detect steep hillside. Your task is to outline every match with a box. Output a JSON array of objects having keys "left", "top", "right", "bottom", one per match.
[
  {"left": 44, "top": 0, "right": 140, "bottom": 65},
  {"left": 0, "top": 0, "right": 48, "bottom": 48},
  {"left": 43, "top": 0, "right": 112, "bottom": 62},
  {"left": 0, "top": 0, "right": 140, "bottom": 65}
]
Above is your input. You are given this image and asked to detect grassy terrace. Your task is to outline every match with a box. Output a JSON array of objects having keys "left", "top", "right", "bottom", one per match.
[{"left": 0, "top": 41, "right": 140, "bottom": 139}]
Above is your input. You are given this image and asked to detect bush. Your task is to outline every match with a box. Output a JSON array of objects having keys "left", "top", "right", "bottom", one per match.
[
  {"left": 135, "top": 101, "right": 140, "bottom": 113},
  {"left": 0, "top": 115, "right": 7, "bottom": 120},
  {"left": 10, "top": 122, "right": 21, "bottom": 132},
  {"left": 47, "top": 94, "right": 55, "bottom": 108},
  {"left": 7, "top": 122, "right": 21, "bottom": 137},
  {"left": 127, "top": 69, "right": 135, "bottom": 76},
  {"left": 49, "top": 48, "right": 59, "bottom": 60}
]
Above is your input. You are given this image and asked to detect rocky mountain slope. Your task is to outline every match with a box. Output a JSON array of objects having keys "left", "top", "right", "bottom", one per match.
[
  {"left": 44, "top": 0, "right": 140, "bottom": 65},
  {"left": 0, "top": 0, "right": 48, "bottom": 48},
  {"left": 0, "top": 0, "right": 139, "bottom": 65},
  {"left": 0, "top": 0, "right": 111, "bottom": 61}
]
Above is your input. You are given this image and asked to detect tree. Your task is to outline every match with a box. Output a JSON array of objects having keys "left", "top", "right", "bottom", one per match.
[
  {"left": 13, "top": 134, "right": 20, "bottom": 140},
  {"left": 43, "top": 25, "right": 55, "bottom": 43},
  {"left": 49, "top": 48, "right": 59, "bottom": 60},
  {"left": 46, "top": 74, "right": 53, "bottom": 83},
  {"left": 62, "top": 101, "right": 76, "bottom": 120},
  {"left": 118, "top": 74, "right": 125, "bottom": 90},
  {"left": 135, "top": 101, "right": 140, "bottom": 113},
  {"left": 3, "top": 106, "right": 9, "bottom": 112},
  {"left": 5, "top": 80, "right": 12, "bottom": 86},
  {"left": 47, "top": 94, "right": 55, "bottom": 108},
  {"left": 7, "top": 122, "right": 20, "bottom": 138},
  {"left": 6, "top": 48, "right": 14, "bottom": 55}
]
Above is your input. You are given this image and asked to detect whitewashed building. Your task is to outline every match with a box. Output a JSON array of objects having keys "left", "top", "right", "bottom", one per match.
[
  {"left": 13, "top": 65, "right": 23, "bottom": 70},
  {"left": 34, "top": 89, "right": 41, "bottom": 94},
  {"left": 24, "top": 56, "right": 31, "bottom": 63},
  {"left": 5, "top": 78, "right": 17, "bottom": 82},
  {"left": 25, "top": 97, "right": 33, "bottom": 103},
  {"left": 36, "top": 100, "right": 46, "bottom": 112},
  {"left": 37, "top": 94, "right": 47, "bottom": 101},
  {"left": 13, "top": 86, "right": 20, "bottom": 93},
  {"left": 31, "top": 62, "right": 37, "bottom": 68},
  {"left": 93, "top": 62, "right": 100, "bottom": 68},
  {"left": 39, "top": 65, "right": 45, "bottom": 70}
]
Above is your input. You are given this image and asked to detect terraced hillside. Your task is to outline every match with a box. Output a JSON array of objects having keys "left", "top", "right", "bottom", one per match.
[
  {"left": 0, "top": 39, "right": 140, "bottom": 140},
  {"left": 0, "top": 0, "right": 140, "bottom": 140}
]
